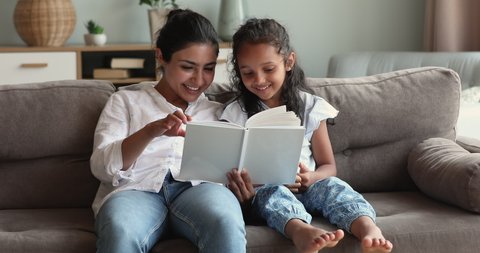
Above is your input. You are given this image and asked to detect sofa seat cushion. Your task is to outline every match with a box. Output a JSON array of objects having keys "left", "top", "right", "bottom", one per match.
[
  {"left": 408, "top": 138, "right": 480, "bottom": 213},
  {"left": 0, "top": 208, "right": 95, "bottom": 253},
  {"left": 152, "top": 191, "right": 480, "bottom": 253}
]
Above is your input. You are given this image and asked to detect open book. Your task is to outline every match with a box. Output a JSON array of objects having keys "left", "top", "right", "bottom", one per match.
[{"left": 177, "top": 106, "right": 305, "bottom": 185}]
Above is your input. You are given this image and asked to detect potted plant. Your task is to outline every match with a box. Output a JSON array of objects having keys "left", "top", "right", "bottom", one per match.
[
  {"left": 84, "top": 20, "right": 107, "bottom": 46},
  {"left": 139, "top": 0, "right": 179, "bottom": 42}
]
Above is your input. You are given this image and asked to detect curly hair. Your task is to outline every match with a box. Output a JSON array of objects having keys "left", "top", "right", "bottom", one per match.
[{"left": 230, "top": 18, "right": 312, "bottom": 122}]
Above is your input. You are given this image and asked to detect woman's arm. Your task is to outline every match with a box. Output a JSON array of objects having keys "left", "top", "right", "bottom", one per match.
[{"left": 121, "top": 110, "right": 190, "bottom": 170}]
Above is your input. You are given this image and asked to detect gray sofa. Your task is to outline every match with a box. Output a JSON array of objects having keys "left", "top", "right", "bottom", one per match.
[{"left": 1, "top": 67, "right": 480, "bottom": 253}]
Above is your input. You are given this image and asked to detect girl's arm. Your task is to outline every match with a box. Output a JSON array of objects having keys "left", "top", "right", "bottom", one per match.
[{"left": 298, "top": 120, "right": 337, "bottom": 189}]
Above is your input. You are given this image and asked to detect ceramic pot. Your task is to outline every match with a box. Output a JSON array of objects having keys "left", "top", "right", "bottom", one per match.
[
  {"left": 148, "top": 8, "right": 170, "bottom": 43},
  {"left": 84, "top": 34, "right": 107, "bottom": 46},
  {"left": 218, "top": 0, "right": 246, "bottom": 41}
]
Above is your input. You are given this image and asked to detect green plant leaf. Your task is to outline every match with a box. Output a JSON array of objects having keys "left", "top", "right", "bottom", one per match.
[{"left": 85, "top": 20, "right": 104, "bottom": 34}]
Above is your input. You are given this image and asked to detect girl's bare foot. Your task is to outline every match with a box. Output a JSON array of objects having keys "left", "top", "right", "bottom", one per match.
[
  {"left": 362, "top": 236, "right": 393, "bottom": 253},
  {"left": 350, "top": 216, "right": 393, "bottom": 253},
  {"left": 285, "top": 219, "right": 344, "bottom": 253}
]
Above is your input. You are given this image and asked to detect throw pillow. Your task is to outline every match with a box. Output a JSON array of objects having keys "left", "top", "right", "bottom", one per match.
[{"left": 408, "top": 138, "right": 480, "bottom": 213}]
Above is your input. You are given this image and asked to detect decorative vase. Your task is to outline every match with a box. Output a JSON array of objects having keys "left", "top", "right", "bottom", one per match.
[
  {"left": 218, "top": 0, "right": 246, "bottom": 42},
  {"left": 148, "top": 8, "right": 171, "bottom": 44},
  {"left": 13, "top": 0, "right": 76, "bottom": 47},
  {"left": 84, "top": 34, "right": 107, "bottom": 46}
]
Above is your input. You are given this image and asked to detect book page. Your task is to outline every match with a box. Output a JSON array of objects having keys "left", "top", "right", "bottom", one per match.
[
  {"left": 245, "top": 105, "right": 301, "bottom": 128},
  {"left": 177, "top": 122, "right": 244, "bottom": 184},
  {"left": 240, "top": 127, "right": 305, "bottom": 184}
]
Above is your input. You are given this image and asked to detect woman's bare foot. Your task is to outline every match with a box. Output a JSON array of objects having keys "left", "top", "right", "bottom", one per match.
[
  {"left": 350, "top": 216, "right": 393, "bottom": 253},
  {"left": 285, "top": 219, "right": 344, "bottom": 253}
]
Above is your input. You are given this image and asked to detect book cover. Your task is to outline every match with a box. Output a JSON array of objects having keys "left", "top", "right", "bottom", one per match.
[
  {"left": 110, "top": 58, "right": 145, "bottom": 69},
  {"left": 177, "top": 106, "right": 305, "bottom": 185},
  {"left": 93, "top": 68, "right": 131, "bottom": 79}
]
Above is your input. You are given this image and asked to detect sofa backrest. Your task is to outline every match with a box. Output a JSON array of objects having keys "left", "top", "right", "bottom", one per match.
[
  {"left": 0, "top": 80, "right": 115, "bottom": 209},
  {"left": 307, "top": 67, "right": 460, "bottom": 192},
  {"left": 327, "top": 51, "right": 480, "bottom": 90}
]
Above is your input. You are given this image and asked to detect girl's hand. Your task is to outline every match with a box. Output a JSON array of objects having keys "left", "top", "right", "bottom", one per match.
[
  {"left": 297, "top": 162, "right": 316, "bottom": 191},
  {"left": 285, "top": 174, "right": 302, "bottom": 193},
  {"left": 146, "top": 110, "right": 191, "bottom": 138},
  {"left": 227, "top": 168, "right": 255, "bottom": 205}
]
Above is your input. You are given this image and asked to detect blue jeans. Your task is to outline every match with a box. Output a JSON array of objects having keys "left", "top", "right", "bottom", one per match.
[
  {"left": 95, "top": 174, "right": 246, "bottom": 253},
  {"left": 251, "top": 177, "right": 375, "bottom": 236}
]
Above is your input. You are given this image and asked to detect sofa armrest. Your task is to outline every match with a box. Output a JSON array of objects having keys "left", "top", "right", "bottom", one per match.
[
  {"left": 456, "top": 136, "right": 480, "bottom": 153},
  {"left": 408, "top": 138, "right": 480, "bottom": 213}
]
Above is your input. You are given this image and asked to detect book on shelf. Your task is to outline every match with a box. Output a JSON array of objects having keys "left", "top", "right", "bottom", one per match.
[
  {"left": 93, "top": 68, "right": 131, "bottom": 79},
  {"left": 176, "top": 106, "right": 305, "bottom": 185},
  {"left": 110, "top": 58, "right": 145, "bottom": 69}
]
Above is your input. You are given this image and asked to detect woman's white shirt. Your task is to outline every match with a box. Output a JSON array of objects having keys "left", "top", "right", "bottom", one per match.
[{"left": 90, "top": 86, "right": 222, "bottom": 216}]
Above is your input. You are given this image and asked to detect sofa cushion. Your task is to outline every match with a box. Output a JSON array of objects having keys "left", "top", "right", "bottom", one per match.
[
  {"left": 0, "top": 208, "right": 95, "bottom": 253},
  {"left": 306, "top": 67, "right": 461, "bottom": 192},
  {"left": 151, "top": 191, "right": 480, "bottom": 253},
  {"left": 408, "top": 137, "right": 480, "bottom": 213},
  {"left": 0, "top": 80, "right": 115, "bottom": 209},
  {"left": 0, "top": 80, "right": 115, "bottom": 160}
]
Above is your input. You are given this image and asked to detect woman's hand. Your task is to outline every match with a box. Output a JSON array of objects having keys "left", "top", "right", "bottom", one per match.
[
  {"left": 227, "top": 168, "right": 255, "bottom": 205},
  {"left": 146, "top": 110, "right": 192, "bottom": 138},
  {"left": 121, "top": 110, "right": 191, "bottom": 170}
]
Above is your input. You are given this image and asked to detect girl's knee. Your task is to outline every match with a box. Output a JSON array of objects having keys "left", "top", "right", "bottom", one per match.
[{"left": 257, "top": 184, "right": 291, "bottom": 196}]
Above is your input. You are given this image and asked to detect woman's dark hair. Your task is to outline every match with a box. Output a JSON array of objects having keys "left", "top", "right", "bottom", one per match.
[
  {"left": 156, "top": 9, "right": 219, "bottom": 64},
  {"left": 231, "top": 18, "right": 311, "bottom": 122}
]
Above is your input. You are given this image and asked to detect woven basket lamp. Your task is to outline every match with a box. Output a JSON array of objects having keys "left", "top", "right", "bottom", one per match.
[{"left": 14, "top": 0, "right": 76, "bottom": 47}]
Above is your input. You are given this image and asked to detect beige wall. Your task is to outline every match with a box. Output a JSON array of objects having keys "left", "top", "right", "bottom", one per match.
[{"left": 0, "top": 0, "right": 425, "bottom": 77}]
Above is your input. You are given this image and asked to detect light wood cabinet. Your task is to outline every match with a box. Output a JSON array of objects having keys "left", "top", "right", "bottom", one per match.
[
  {"left": 0, "top": 43, "right": 231, "bottom": 86},
  {"left": 0, "top": 51, "right": 76, "bottom": 85}
]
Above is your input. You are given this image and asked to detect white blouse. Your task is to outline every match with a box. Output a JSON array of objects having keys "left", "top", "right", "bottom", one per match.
[
  {"left": 221, "top": 91, "right": 338, "bottom": 172},
  {"left": 90, "top": 86, "right": 222, "bottom": 216}
]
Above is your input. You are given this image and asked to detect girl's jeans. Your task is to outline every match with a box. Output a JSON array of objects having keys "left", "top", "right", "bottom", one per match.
[
  {"left": 252, "top": 176, "right": 376, "bottom": 236},
  {"left": 95, "top": 173, "right": 246, "bottom": 253}
]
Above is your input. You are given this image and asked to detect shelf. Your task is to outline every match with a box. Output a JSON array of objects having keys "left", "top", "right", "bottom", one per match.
[{"left": 0, "top": 43, "right": 232, "bottom": 86}]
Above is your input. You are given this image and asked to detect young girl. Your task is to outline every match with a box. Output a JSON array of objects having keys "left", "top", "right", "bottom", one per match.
[
  {"left": 222, "top": 18, "right": 393, "bottom": 253},
  {"left": 90, "top": 9, "right": 246, "bottom": 253}
]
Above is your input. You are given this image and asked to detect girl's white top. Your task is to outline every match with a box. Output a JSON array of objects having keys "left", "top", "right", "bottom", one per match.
[{"left": 221, "top": 91, "right": 338, "bottom": 172}]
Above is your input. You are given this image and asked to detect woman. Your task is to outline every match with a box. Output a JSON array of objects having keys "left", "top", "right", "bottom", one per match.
[{"left": 90, "top": 9, "right": 246, "bottom": 253}]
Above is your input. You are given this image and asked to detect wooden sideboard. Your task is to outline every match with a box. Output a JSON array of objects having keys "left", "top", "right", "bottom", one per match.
[{"left": 0, "top": 43, "right": 231, "bottom": 86}]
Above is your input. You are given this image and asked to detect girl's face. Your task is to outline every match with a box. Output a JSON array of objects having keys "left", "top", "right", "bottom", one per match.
[
  {"left": 157, "top": 43, "right": 217, "bottom": 108},
  {"left": 236, "top": 43, "right": 294, "bottom": 108}
]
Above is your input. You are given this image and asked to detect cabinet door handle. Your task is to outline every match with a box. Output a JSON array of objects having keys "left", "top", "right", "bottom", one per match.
[{"left": 20, "top": 63, "right": 48, "bottom": 68}]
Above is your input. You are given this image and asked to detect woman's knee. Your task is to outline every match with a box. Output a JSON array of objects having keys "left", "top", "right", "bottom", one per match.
[{"left": 95, "top": 190, "right": 168, "bottom": 252}]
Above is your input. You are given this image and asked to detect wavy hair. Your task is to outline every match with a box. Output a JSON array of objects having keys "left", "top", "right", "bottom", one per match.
[{"left": 230, "top": 18, "right": 311, "bottom": 122}]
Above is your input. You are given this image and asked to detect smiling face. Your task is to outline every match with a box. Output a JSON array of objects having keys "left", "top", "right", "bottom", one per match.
[
  {"left": 236, "top": 42, "right": 295, "bottom": 108},
  {"left": 156, "top": 43, "right": 217, "bottom": 109}
]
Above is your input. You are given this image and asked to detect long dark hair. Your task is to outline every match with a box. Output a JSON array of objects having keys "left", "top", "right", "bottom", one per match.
[
  {"left": 156, "top": 9, "right": 219, "bottom": 65},
  {"left": 231, "top": 18, "right": 311, "bottom": 122}
]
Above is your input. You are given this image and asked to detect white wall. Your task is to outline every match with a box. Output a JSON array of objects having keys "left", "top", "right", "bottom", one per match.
[{"left": 0, "top": 0, "right": 425, "bottom": 77}]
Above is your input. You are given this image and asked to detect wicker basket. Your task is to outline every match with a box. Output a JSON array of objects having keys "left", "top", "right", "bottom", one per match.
[{"left": 14, "top": 0, "right": 76, "bottom": 47}]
